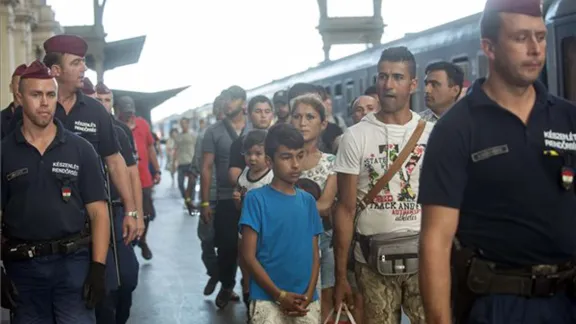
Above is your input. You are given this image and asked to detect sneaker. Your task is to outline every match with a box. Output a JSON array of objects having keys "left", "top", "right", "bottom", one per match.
[
  {"left": 139, "top": 242, "right": 153, "bottom": 260},
  {"left": 203, "top": 277, "right": 218, "bottom": 296}
]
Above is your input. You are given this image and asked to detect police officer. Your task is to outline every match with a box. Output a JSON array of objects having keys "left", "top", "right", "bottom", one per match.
[
  {"left": 1, "top": 64, "right": 27, "bottom": 139},
  {"left": 39, "top": 34, "right": 141, "bottom": 242},
  {"left": 115, "top": 95, "right": 161, "bottom": 260},
  {"left": 418, "top": 0, "right": 576, "bottom": 323},
  {"left": 94, "top": 82, "right": 142, "bottom": 324},
  {"left": 1, "top": 60, "right": 110, "bottom": 324},
  {"left": 82, "top": 77, "right": 97, "bottom": 98}
]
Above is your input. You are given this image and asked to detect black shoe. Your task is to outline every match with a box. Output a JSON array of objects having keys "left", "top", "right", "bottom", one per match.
[
  {"left": 139, "top": 242, "right": 153, "bottom": 260},
  {"left": 203, "top": 277, "right": 218, "bottom": 296},
  {"left": 242, "top": 292, "right": 250, "bottom": 309},
  {"left": 215, "top": 288, "right": 232, "bottom": 309}
]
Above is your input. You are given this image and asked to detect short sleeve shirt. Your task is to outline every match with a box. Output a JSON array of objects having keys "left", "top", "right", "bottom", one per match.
[
  {"left": 238, "top": 186, "right": 323, "bottom": 302},
  {"left": 334, "top": 112, "right": 434, "bottom": 262},
  {"left": 2, "top": 119, "right": 107, "bottom": 241},
  {"left": 109, "top": 124, "right": 137, "bottom": 200},
  {"left": 418, "top": 79, "right": 576, "bottom": 266},
  {"left": 8, "top": 91, "right": 120, "bottom": 159},
  {"left": 203, "top": 119, "right": 244, "bottom": 199},
  {"left": 132, "top": 117, "right": 154, "bottom": 188}
]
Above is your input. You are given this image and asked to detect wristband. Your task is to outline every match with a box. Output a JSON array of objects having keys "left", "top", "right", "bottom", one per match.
[
  {"left": 275, "top": 290, "right": 286, "bottom": 305},
  {"left": 200, "top": 201, "right": 210, "bottom": 208}
]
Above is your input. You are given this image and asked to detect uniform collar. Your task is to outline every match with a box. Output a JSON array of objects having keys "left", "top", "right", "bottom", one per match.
[
  {"left": 3, "top": 103, "right": 16, "bottom": 119},
  {"left": 14, "top": 118, "right": 67, "bottom": 145},
  {"left": 467, "top": 77, "right": 555, "bottom": 109},
  {"left": 56, "top": 89, "right": 87, "bottom": 113}
]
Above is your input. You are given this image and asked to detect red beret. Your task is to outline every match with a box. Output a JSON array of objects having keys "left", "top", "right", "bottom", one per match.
[
  {"left": 95, "top": 82, "right": 111, "bottom": 95},
  {"left": 43, "top": 34, "right": 88, "bottom": 57},
  {"left": 484, "top": 0, "right": 542, "bottom": 17},
  {"left": 12, "top": 64, "right": 27, "bottom": 77},
  {"left": 20, "top": 60, "right": 54, "bottom": 80},
  {"left": 82, "top": 78, "right": 95, "bottom": 95}
]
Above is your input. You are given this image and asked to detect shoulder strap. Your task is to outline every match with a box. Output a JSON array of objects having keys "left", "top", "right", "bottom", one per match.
[{"left": 358, "top": 119, "right": 427, "bottom": 211}]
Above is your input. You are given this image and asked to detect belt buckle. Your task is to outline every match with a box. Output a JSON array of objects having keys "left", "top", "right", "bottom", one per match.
[
  {"left": 531, "top": 274, "right": 559, "bottom": 297},
  {"left": 26, "top": 246, "right": 36, "bottom": 259},
  {"left": 59, "top": 241, "right": 76, "bottom": 254}
]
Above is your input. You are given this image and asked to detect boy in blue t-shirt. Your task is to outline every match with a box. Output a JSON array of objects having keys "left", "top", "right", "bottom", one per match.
[{"left": 239, "top": 123, "right": 323, "bottom": 324}]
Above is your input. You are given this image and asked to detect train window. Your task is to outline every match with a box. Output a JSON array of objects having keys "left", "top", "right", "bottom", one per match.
[
  {"left": 562, "top": 37, "right": 576, "bottom": 102},
  {"left": 359, "top": 78, "right": 364, "bottom": 94},
  {"left": 372, "top": 74, "right": 377, "bottom": 85},
  {"left": 325, "top": 86, "right": 331, "bottom": 96},
  {"left": 345, "top": 80, "right": 354, "bottom": 102},
  {"left": 334, "top": 83, "right": 343, "bottom": 97},
  {"left": 477, "top": 54, "right": 488, "bottom": 78},
  {"left": 452, "top": 57, "right": 470, "bottom": 81}
]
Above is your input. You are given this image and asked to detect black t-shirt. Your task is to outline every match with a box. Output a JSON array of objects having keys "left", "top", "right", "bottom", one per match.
[
  {"left": 8, "top": 91, "right": 120, "bottom": 159},
  {"left": 229, "top": 135, "right": 246, "bottom": 171},
  {"left": 418, "top": 79, "right": 576, "bottom": 266},
  {"left": 1, "top": 119, "right": 107, "bottom": 241},
  {"left": 1, "top": 103, "right": 16, "bottom": 140},
  {"left": 110, "top": 124, "right": 137, "bottom": 201},
  {"left": 321, "top": 122, "right": 343, "bottom": 154}
]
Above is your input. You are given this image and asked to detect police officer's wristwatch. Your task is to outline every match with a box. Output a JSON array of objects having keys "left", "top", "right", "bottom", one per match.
[{"left": 126, "top": 211, "right": 138, "bottom": 219}]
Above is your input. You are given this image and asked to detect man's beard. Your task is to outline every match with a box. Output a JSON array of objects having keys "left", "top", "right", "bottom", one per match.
[
  {"left": 25, "top": 113, "right": 52, "bottom": 128},
  {"left": 225, "top": 107, "right": 243, "bottom": 118}
]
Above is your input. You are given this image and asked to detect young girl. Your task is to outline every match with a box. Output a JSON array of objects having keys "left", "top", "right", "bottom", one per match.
[
  {"left": 290, "top": 93, "right": 338, "bottom": 322},
  {"left": 233, "top": 129, "right": 273, "bottom": 320}
]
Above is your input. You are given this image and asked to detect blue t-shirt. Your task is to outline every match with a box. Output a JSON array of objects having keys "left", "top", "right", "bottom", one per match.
[{"left": 239, "top": 185, "right": 324, "bottom": 302}]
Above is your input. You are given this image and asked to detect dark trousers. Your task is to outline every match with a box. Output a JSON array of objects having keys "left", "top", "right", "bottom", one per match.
[
  {"left": 4, "top": 248, "right": 95, "bottom": 324},
  {"left": 213, "top": 199, "right": 240, "bottom": 289},
  {"left": 96, "top": 207, "right": 139, "bottom": 324},
  {"left": 177, "top": 164, "right": 193, "bottom": 199},
  {"left": 197, "top": 200, "right": 218, "bottom": 279},
  {"left": 467, "top": 292, "right": 576, "bottom": 323}
]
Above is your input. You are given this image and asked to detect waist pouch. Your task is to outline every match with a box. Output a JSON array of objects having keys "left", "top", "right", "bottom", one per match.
[
  {"left": 357, "top": 230, "right": 419, "bottom": 276},
  {"left": 466, "top": 257, "right": 576, "bottom": 298}
]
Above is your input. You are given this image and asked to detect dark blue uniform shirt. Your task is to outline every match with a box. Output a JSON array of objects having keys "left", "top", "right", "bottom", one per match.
[
  {"left": 418, "top": 79, "right": 576, "bottom": 267},
  {"left": 109, "top": 124, "right": 136, "bottom": 201},
  {"left": 8, "top": 90, "right": 120, "bottom": 158},
  {"left": 113, "top": 118, "right": 137, "bottom": 162},
  {"left": 1, "top": 119, "right": 108, "bottom": 242},
  {"left": 1, "top": 103, "right": 17, "bottom": 139}
]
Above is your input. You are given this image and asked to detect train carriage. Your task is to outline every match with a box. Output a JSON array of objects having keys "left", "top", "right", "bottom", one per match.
[{"left": 157, "top": 0, "right": 575, "bottom": 131}]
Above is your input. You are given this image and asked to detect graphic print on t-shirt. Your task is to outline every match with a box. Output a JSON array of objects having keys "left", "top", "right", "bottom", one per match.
[{"left": 365, "top": 143, "right": 426, "bottom": 222}]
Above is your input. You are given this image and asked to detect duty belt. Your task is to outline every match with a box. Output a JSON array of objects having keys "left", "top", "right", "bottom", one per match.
[
  {"left": 466, "top": 257, "right": 576, "bottom": 298},
  {"left": 2, "top": 231, "right": 91, "bottom": 262}
]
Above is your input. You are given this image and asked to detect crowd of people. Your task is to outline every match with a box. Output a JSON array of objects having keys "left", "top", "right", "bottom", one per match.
[{"left": 2, "top": 0, "right": 576, "bottom": 323}]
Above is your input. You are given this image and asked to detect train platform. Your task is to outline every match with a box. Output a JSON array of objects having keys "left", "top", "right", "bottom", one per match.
[
  {"left": 127, "top": 178, "right": 247, "bottom": 324},
  {"left": 1, "top": 173, "right": 409, "bottom": 323}
]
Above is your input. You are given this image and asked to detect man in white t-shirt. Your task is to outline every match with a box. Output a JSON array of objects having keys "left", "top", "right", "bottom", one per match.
[{"left": 333, "top": 46, "right": 434, "bottom": 324}]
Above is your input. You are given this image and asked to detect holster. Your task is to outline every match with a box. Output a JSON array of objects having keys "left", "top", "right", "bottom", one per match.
[
  {"left": 451, "top": 238, "right": 576, "bottom": 324},
  {"left": 451, "top": 240, "right": 477, "bottom": 324},
  {"left": 2, "top": 230, "right": 91, "bottom": 262}
]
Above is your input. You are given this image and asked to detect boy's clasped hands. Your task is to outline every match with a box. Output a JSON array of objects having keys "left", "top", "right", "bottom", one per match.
[{"left": 277, "top": 290, "right": 312, "bottom": 317}]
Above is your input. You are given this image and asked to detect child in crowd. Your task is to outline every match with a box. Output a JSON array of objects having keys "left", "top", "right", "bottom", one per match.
[
  {"left": 233, "top": 129, "right": 274, "bottom": 210},
  {"left": 233, "top": 129, "right": 274, "bottom": 317},
  {"left": 239, "top": 123, "right": 323, "bottom": 324}
]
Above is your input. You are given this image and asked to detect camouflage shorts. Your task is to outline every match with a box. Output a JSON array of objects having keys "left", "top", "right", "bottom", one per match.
[{"left": 355, "top": 262, "right": 425, "bottom": 324}]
